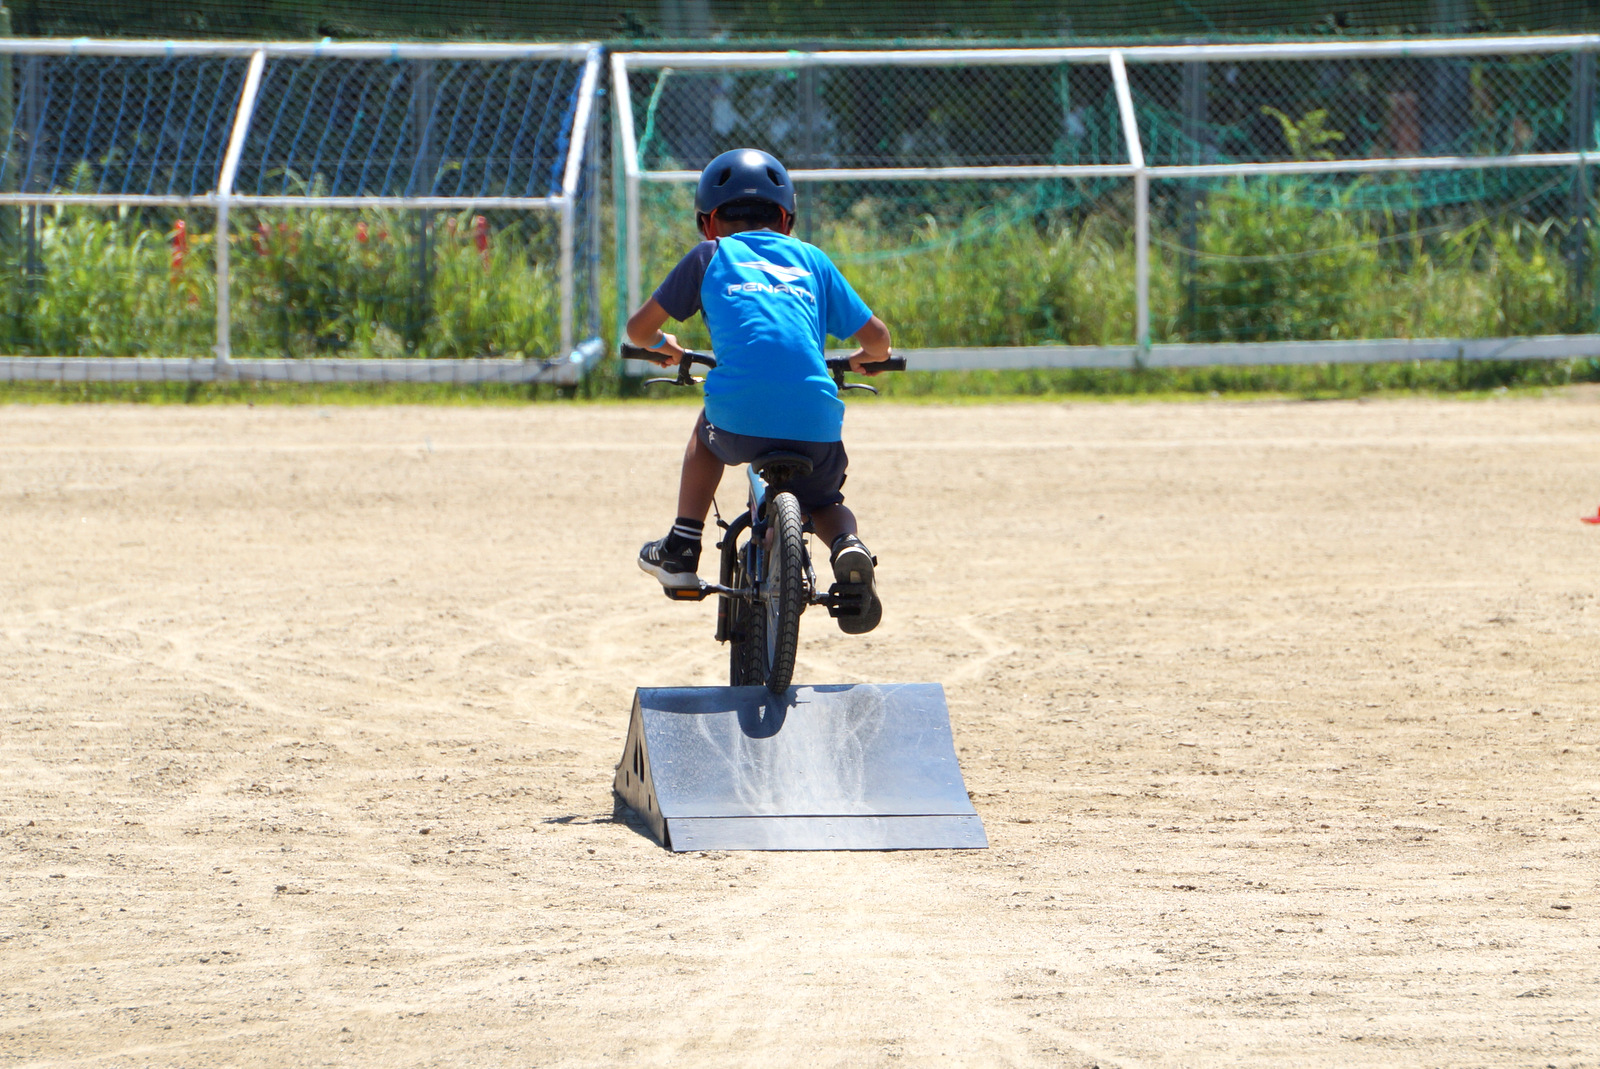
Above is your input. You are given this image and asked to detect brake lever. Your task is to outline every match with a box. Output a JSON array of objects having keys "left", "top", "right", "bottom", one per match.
[
  {"left": 644, "top": 354, "right": 705, "bottom": 389},
  {"left": 840, "top": 382, "right": 879, "bottom": 394}
]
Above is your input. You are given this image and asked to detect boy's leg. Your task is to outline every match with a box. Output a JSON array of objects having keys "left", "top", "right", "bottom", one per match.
[
  {"left": 808, "top": 504, "right": 880, "bottom": 635},
  {"left": 677, "top": 421, "right": 725, "bottom": 523},
  {"left": 791, "top": 445, "right": 879, "bottom": 634},
  {"left": 807, "top": 503, "right": 856, "bottom": 547},
  {"left": 639, "top": 417, "right": 726, "bottom": 589}
]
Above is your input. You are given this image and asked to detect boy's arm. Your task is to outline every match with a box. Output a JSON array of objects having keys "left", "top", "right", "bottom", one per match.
[
  {"left": 846, "top": 316, "right": 892, "bottom": 375},
  {"left": 625, "top": 299, "right": 685, "bottom": 367},
  {"left": 628, "top": 241, "right": 715, "bottom": 366}
]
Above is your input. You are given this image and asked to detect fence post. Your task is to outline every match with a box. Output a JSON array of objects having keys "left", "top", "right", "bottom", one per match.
[
  {"left": 22, "top": 53, "right": 38, "bottom": 319},
  {"left": 558, "top": 46, "right": 602, "bottom": 359},
  {"left": 612, "top": 51, "right": 642, "bottom": 321},
  {"left": 1110, "top": 51, "right": 1149, "bottom": 362},
  {"left": 1179, "top": 49, "right": 1208, "bottom": 340},
  {"left": 588, "top": 80, "right": 603, "bottom": 344},
  {"left": 410, "top": 60, "right": 435, "bottom": 352},
  {"left": 1571, "top": 50, "right": 1595, "bottom": 330},
  {"left": 612, "top": 98, "right": 629, "bottom": 348},
  {"left": 0, "top": 7, "right": 14, "bottom": 264},
  {"left": 559, "top": 199, "right": 575, "bottom": 356},
  {"left": 798, "top": 49, "right": 818, "bottom": 244},
  {"left": 215, "top": 49, "right": 267, "bottom": 372}
]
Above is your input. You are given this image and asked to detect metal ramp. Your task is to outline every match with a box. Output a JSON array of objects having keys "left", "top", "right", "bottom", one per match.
[{"left": 613, "top": 683, "right": 987, "bottom": 851}]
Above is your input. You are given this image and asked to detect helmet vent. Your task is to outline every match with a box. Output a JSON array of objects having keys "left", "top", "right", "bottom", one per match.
[
  {"left": 767, "top": 168, "right": 783, "bottom": 185},
  {"left": 714, "top": 167, "right": 732, "bottom": 186}
]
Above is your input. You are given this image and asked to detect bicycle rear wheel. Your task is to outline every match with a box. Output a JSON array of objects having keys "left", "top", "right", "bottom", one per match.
[
  {"left": 727, "top": 538, "right": 764, "bottom": 687},
  {"left": 731, "top": 490, "right": 806, "bottom": 693}
]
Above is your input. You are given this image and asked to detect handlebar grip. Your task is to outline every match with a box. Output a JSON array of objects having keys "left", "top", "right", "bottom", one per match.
[
  {"left": 620, "top": 342, "right": 717, "bottom": 369},
  {"left": 827, "top": 355, "right": 906, "bottom": 373}
]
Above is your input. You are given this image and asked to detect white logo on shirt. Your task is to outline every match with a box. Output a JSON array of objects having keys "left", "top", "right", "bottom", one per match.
[
  {"left": 726, "top": 280, "right": 815, "bottom": 303},
  {"left": 735, "top": 259, "right": 813, "bottom": 284}
]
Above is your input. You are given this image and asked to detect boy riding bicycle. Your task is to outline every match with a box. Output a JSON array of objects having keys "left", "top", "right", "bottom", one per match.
[{"left": 628, "top": 148, "right": 892, "bottom": 634}]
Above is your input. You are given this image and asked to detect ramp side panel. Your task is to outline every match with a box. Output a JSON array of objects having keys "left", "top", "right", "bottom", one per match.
[
  {"left": 611, "top": 693, "right": 667, "bottom": 846},
  {"left": 636, "top": 683, "right": 977, "bottom": 820},
  {"left": 666, "top": 815, "right": 989, "bottom": 852}
]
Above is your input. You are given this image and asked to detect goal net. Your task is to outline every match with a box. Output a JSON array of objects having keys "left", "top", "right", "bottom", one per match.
[
  {"left": 615, "top": 42, "right": 1600, "bottom": 374},
  {"left": 0, "top": 40, "right": 604, "bottom": 384}
]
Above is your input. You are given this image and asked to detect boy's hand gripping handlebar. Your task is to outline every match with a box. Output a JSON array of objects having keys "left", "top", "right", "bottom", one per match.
[
  {"left": 620, "top": 343, "right": 905, "bottom": 392},
  {"left": 825, "top": 354, "right": 906, "bottom": 394},
  {"left": 620, "top": 342, "right": 718, "bottom": 386}
]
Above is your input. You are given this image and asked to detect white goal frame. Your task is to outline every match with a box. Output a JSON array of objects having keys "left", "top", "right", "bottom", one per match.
[
  {"left": 614, "top": 38, "right": 1600, "bottom": 372},
  {"left": 0, "top": 38, "right": 605, "bottom": 385}
]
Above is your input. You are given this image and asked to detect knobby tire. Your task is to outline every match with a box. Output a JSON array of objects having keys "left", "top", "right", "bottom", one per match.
[
  {"left": 759, "top": 491, "right": 807, "bottom": 694},
  {"left": 728, "top": 546, "right": 764, "bottom": 687}
]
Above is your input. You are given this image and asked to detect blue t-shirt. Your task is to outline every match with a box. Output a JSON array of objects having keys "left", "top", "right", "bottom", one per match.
[{"left": 652, "top": 230, "right": 873, "bottom": 442}]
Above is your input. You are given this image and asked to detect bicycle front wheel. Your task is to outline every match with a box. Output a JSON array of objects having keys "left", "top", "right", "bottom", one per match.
[{"left": 753, "top": 490, "right": 807, "bottom": 694}]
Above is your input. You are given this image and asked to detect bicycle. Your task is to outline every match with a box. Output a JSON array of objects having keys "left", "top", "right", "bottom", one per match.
[{"left": 621, "top": 342, "right": 905, "bottom": 694}]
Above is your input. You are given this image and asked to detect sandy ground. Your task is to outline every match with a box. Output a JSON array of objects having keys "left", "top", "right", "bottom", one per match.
[{"left": 1, "top": 394, "right": 1598, "bottom": 1068}]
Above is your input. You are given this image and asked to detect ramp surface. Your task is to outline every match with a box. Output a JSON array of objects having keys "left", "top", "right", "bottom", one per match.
[{"left": 613, "top": 683, "right": 987, "bottom": 851}]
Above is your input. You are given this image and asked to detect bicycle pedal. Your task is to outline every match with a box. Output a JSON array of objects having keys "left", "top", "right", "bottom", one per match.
[
  {"left": 663, "top": 583, "right": 709, "bottom": 602},
  {"left": 826, "top": 582, "right": 870, "bottom": 618}
]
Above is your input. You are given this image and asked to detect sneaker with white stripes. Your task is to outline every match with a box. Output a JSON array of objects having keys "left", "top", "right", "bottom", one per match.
[
  {"left": 829, "top": 534, "right": 882, "bottom": 634},
  {"left": 638, "top": 535, "right": 701, "bottom": 589}
]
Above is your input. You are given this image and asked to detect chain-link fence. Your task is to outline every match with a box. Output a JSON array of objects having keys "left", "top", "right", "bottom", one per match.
[
  {"left": 0, "top": 40, "right": 605, "bottom": 383},
  {"left": 1129, "top": 46, "right": 1598, "bottom": 348},
  {"left": 615, "top": 40, "right": 1600, "bottom": 371}
]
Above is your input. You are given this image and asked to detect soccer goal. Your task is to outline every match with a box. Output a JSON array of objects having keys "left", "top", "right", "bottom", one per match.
[
  {"left": 613, "top": 40, "right": 1600, "bottom": 374},
  {"left": 0, "top": 39, "right": 604, "bottom": 385}
]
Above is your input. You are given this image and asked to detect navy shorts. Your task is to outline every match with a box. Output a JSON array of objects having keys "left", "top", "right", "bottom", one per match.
[{"left": 696, "top": 410, "right": 848, "bottom": 512}]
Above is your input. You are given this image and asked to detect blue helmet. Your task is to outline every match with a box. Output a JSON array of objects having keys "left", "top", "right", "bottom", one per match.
[{"left": 694, "top": 148, "right": 796, "bottom": 216}]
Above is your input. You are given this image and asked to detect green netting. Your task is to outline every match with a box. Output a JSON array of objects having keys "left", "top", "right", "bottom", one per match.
[{"left": 6, "top": 0, "right": 1599, "bottom": 42}]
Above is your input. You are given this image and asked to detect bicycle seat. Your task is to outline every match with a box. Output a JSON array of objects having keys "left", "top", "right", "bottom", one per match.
[{"left": 750, "top": 450, "right": 814, "bottom": 486}]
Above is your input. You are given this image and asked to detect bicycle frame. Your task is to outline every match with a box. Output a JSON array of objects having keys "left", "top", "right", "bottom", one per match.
[{"left": 619, "top": 340, "right": 901, "bottom": 632}]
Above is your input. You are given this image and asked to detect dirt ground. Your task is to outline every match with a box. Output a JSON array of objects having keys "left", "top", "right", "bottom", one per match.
[{"left": 2, "top": 394, "right": 1598, "bottom": 1068}]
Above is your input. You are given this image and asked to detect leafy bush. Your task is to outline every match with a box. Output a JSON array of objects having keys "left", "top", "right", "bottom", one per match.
[
  {"left": 0, "top": 203, "right": 562, "bottom": 359},
  {"left": 1188, "top": 178, "right": 1384, "bottom": 342},
  {"left": 0, "top": 207, "right": 213, "bottom": 356},
  {"left": 1, "top": 186, "right": 1594, "bottom": 363}
]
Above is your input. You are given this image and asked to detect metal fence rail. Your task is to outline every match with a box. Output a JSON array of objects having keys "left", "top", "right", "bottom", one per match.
[
  {"left": 615, "top": 38, "right": 1600, "bottom": 371},
  {"left": 1, "top": 38, "right": 604, "bottom": 383}
]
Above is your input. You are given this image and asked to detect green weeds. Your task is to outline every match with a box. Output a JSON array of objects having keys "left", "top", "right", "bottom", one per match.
[{"left": 5, "top": 181, "right": 1600, "bottom": 404}]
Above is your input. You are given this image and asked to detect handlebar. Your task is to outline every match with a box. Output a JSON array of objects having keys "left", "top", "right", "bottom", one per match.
[
  {"left": 621, "top": 343, "right": 903, "bottom": 392},
  {"left": 826, "top": 355, "right": 906, "bottom": 375},
  {"left": 621, "top": 342, "right": 718, "bottom": 387},
  {"left": 620, "top": 342, "right": 718, "bottom": 369}
]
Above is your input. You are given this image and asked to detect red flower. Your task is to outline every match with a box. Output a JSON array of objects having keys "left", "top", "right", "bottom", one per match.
[
  {"left": 170, "top": 219, "right": 188, "bottom": 279},
  {"left": 473, "top": 215, "right": 490, "bottom": 267}
]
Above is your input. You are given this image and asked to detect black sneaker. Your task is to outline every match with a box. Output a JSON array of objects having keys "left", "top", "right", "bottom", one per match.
[
  {"left": 638, "top": 536, "right": 701, "bottom": 589},
  {"left": 829, "top": 535, "right": 882, "bottom": 635}
]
